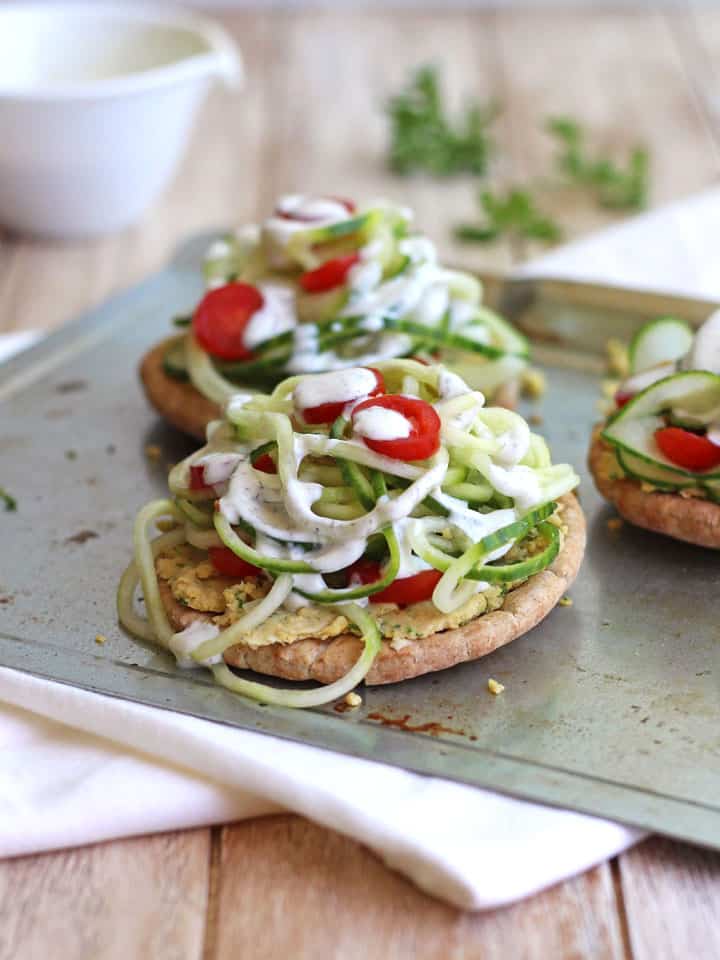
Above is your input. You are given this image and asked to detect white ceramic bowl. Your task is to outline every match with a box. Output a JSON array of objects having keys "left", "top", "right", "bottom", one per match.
[{"left": 0, "top": 2, "right": 242, "bottom": 238}]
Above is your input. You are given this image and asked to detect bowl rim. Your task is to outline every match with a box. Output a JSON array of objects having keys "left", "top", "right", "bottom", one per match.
[{"left": 0, "top": 1, "right": 242, "bottom": 102}]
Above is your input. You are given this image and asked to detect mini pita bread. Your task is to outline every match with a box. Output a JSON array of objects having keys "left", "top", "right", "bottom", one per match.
[
  {"left": 139, "top": 339, "right": 220, "bottom": 441},
  {"left": 158, "top": 493, "right": 585, "bottom": 686},
  {"left": 588, "top": 426, "right": 720, "bottom": 549}
]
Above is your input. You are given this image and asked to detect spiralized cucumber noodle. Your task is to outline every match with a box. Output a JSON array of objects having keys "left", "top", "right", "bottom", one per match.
[{"left": 119, "top": 359, "right": 579, "bottom": 708}]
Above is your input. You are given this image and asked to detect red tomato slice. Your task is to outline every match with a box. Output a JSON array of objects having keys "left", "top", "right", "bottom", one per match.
[
  {"left": 193, "top": 283, "right": 263, "bottom": 361},
  {"left": 655, "top": 427, "right": 720, "bottom": 472},
  {"left": 351, "top": 395, "right": 441, "bottom": 461},
  {"left": 208, "top": 547, "right": 261, "bottom": 579},
  {"left": 372, "top": 569, "right": 442, "bottom": 606},
  {"left": 346, "top": 560, "right": 441, "bottom": 606},
  {"left": 189, "top": 464, "right": 212, "bottom": 491},
  {"left": 300, "top": 368, "right": 385, "bottom": 425},
  {"left": 299, "top": 253, "right": 361, "bottom": 293},
  {"left": 614, "top": 390, "right": 634, "bottom": 409},
  {"left": 253, "top": 452, "right": 277, "bottom": 474},
  {"left": 276, "top": 197, "right": 355, "bottom": 221}
]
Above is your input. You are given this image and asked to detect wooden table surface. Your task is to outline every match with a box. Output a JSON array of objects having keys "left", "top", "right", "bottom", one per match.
[{"left": 2, "top": 7, "right": 720, "bottom": 958}]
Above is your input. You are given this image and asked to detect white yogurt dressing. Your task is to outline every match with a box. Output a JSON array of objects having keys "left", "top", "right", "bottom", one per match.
[
  {"left": 437, "top": 369, "right": 472, "bottom": 400},
  {"left": 243, "top": 283, "right": 296, "bottom": 349},
  {"left": 431, "top": 491, "right": 518, "bottom": 563},
  {"left": 393, "top": 517, "right": 434, "bottom": 578},
  {"left": 169, "top": 621, "right": 221, "bottom": 668},
  {"left": 285, "top": 332, "right": 414, "bottom": 374},
  {"left": 195, "top": 452, "right": 244, "bottom": 486},
  {"left": 275, "top": 195, "right": 351, "bottom": 222},
  {"left": 261, "top": 194, "right": 353, "bottom": 269},
  {"left": 293, "top": 367, "right": 377, "bottom": 411},
  {"left": 494, "top": 421, "right": 531, "bottom": 467},
  {"left": 484, "top": 463, "right": 542, "bottom": 513},
  {"left": 348, "top": 258, "right": 383, "bottom": 294},
  {"left": 342, "top": 260, "right": 440, "bottom": 323},
  {"left": 707, "top": 423, "right": 720, "bottom": 447},
  {"left": 353, "top": 406, "right": 411, "bottom": 441}
]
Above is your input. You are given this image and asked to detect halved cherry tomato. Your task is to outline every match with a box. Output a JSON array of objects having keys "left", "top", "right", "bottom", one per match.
[
  {"left": 276, "top": 197, "right": 355, "bottom": 221},
  {"left": 193, "top": 282, "right": 263, "bottom": 361},
  {"left": 299, "top": 368, "right": 385, "bottom": 425},
  {"left": 347, "top": 560, "right": 441, "bottom": 606},
  {"left": 373, "top": 569, "right": 442, "bottom": 605},
  {"left": 614, "top": 390, "right": 634, "bottom": 409},
  {"left": 655, "top": 426, "right": 720, "bottom": 472},
  {"left": 208, "top": 547, "right": 261, "bottom": 579},
  {"left": 253, "top": 453, "right": 277, "bottom": 474},
  {"left": 189, "top": 464, "right": 212, "bottom": 491},
  {"left": 352, "top": 395, "right": 441, "bottom": 461},
  {"left": 299, "top": 253, "right": 361, "bottom": 293},
  {"left": 346, "top": 559, "right": 382, "bottom": 586}
]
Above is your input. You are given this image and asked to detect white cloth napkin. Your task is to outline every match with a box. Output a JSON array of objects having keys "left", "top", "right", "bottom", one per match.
[{"left": 8, "top": 187, "right": 719, "bottom": 910}]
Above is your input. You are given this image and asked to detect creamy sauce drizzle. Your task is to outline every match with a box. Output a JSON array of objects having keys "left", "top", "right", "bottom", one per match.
[
  {"left": 353, "top": 407, "right": 411, "bottom": 441},
  {"left": 293, "top": 368, "right": 377, "bottom": 411},
  {"left": 243, "top": 283, "right": 296, "bottom": 349}
]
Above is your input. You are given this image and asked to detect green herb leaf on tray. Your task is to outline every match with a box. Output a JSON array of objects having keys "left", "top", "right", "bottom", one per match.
[
  {"left": 547, "top": 116, "right": 649, "bottom": 211},
  {"left": 0, "top": 487, "right": 17, "bottom": 512},
  {"left": 387, "top": 66, "right": 497, "bottom": 177},
  {"left": 453, "top": 188, "right": 563, "bottom": 245}
]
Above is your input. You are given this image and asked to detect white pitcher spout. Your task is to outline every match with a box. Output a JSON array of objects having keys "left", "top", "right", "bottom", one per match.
[{"left": 194, "top": 17, "right": 244, "bottom": 91}]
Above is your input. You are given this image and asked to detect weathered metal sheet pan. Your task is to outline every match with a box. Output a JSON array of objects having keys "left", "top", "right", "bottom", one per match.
[{"left": 2, "top": 233, "right": 719, "bottom": 847}]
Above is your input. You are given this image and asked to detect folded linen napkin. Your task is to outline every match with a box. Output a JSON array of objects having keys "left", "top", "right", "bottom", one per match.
[{"left": 10, "top": 184, "right": 718, "bottom": 908}]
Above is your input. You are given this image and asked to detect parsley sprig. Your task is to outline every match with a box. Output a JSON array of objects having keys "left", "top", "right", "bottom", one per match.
[
  {"left": 547, "top": 116, "right": 649, "bottom": 210},
  {"left": 387, "top": 66, "right": 496, "bottom": 177},
  {"left": 454, "top": 188, "right": 562, "bottom": 245},
  {"left": 0, "top": 487, "right": 17, "bottom": 512}
]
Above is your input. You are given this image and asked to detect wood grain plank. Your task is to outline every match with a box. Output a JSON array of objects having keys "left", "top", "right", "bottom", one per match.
[
  {"left": 491, "top": 9, "right": 719, "bottom": 260},
  {"left": 0, "top": 830, "right": 210, "bottom": 960},
  {"left": 208, "top": 814, "right": 626, "bottom": 960},
  {"left": 618, "top": 837, "right": 720, "bottom": 960},
  {"left": 673, "top": 6, "right": 720, "bottom": 161}
]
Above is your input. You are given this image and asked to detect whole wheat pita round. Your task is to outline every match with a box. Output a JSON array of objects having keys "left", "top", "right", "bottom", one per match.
[
  {"left": 588, "top": 426, "right": 720, "bottom": 550},
  {"left": 157, "top": 493, "right": 585, "bottom": 686},
  {"left": 139, "top": 339, "right": 220, "bottom": 441}
]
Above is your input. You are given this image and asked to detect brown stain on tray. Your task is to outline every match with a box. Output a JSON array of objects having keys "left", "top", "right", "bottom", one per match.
[
  {"left": 367, "top": 712, "right": 469, "bottom": 738},
  {"left": 64, "top": 530, "right": 99, "bottom": 545},
  {"left": 55, "top": 380, "right": 88, "bottom": 394}
]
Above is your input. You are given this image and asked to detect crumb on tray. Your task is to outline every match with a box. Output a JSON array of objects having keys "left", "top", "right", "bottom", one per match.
[
  {"left": 606, "top": 338, "right": 629, "bottom": 378},
  {"left": 521, "top": 368, "right": 546, "bottom": 400},
  {"left": 344, "top": 692, "right": 362, "bottom": 709},
  {"left": 95, "top": 633, "right": 107, "bottom": 645},
  {"left": 487, "top": 678, "right": 505, "bottom": 696}
]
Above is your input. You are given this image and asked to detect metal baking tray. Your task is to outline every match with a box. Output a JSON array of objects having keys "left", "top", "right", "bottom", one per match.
[{"left": 2, "top": 233, "right": 720, "bottom": 848}]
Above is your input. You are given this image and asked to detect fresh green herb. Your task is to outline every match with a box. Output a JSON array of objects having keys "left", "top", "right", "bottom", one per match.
[
  {"left": 65, "top": 449, "right": 77, "bottom": 461},
  {"left": 173, "top": 314, "right": 192, "bottom": 327},
  {"left": 454, "top": 188, "right": 562, "bottom": 245},
  {"left": 387, "top": 66, "right": 497, "bottom": 176},
  {"left": 547, "top": 117, "right": 649, "bottom": 210},
  {"left": 0, "top": 487, "right": 17, "bottom": 512}
]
